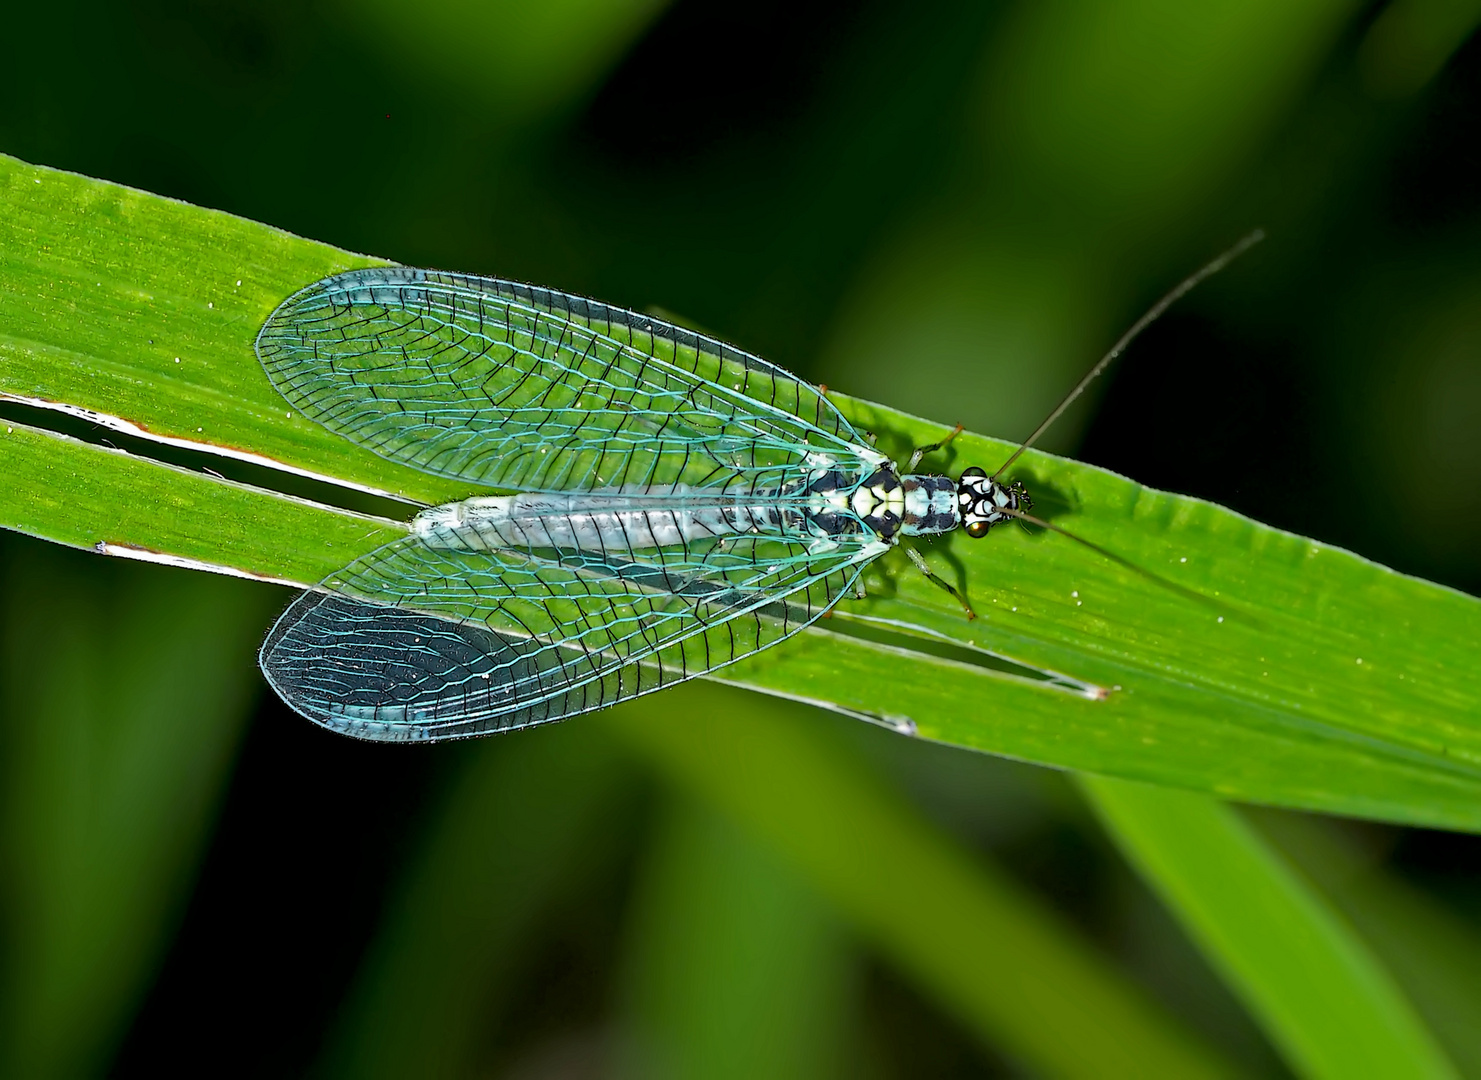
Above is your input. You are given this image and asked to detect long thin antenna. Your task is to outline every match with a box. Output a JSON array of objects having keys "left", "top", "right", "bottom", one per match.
[
  {"left": 991, "top": 505, "right": 1245, "bottom": 618},
  {"left": 992, "top": 229, "right": 1265, "bottom": 481},
  {"left": 990, "top": 505, "right": 1147, "bottom": 578}
]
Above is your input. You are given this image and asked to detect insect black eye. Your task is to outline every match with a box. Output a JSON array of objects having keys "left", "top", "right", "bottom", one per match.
[
  {"left": 965, "top": 520, "right": 990, "bottom": 539},
  {"left": 960, "top": 466, "right": 987, "bottom": 479}
]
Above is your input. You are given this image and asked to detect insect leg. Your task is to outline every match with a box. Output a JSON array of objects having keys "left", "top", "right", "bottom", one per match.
[
  {"left": 907, "top": 424, "right": 964, "bottom": 471},
  {"left": 905, "top": 545, "right": 975, "bottom": 620}
]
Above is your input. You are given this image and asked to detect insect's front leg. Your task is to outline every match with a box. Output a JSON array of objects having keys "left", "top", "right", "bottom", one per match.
[{"left": 907, "top": 424, "right": 964, "bottom": 471}]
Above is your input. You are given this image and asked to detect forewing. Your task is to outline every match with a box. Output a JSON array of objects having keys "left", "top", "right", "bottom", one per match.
[
  {"left": 255, "top": 267, "right": 877, "bottom": 494},
  {"left": 260, "top": 532, "right": 877, "bottom": 742}
]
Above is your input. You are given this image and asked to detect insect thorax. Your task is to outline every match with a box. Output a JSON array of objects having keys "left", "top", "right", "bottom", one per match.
[{"left": 840, "top": 469, "right": 960, "bottom": 540}]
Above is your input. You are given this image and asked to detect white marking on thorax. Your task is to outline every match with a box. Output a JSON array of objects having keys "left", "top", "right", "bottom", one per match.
[
  {"left": 849, "top": 483, "right": 905, "bottom": 520},
  {"left": 903, "top": 486, "right": 932, "bottom": 519},
  {"left": 808, "top": 488, "right": 851, "bottom": 515}
]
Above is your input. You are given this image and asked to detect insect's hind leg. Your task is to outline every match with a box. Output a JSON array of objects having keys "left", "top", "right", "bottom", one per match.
[
  {"left": 905, "top": 546, "right": 976, "bottom": 620},
  {"left": 907, "top": 424, "right": 963, "bottom": 471}
]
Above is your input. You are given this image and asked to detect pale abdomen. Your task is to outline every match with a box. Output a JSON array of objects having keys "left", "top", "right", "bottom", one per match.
[{"left": 412, "top": 487, "right": 803, "bottom": 553}]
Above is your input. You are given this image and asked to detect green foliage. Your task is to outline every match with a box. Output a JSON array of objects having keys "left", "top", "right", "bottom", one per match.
[
  {"left": 2, "top": 146, "right": 1475, "bottom": 1078},
  {"left": 1083, "top": 777, "right": 1455, "bottom": 1079},
  {"left": 615, "top": 693, "right": 1235, "bottom": 1078},
  {"left": 4, "top": 1, "right": 1481, "bottom": 1076},
  {"left": 0, "top": 541, "right": 269, "bottom": 1077},
  {"left": 3, "top": 154, "right": 1480, "bottom": 832}
]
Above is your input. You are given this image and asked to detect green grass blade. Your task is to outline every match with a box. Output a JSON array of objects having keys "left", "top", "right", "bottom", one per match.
[
  {"left": 4, "top": 153, "right": 1481, "bottom": 830},
  {"left": 616, "top": 797, "right": 854, "bottom": 1080},
  {"left": 609, "top": 688, "right": 1238, "bottom": 1079},
  {"left": 315, "top": 729, "right": 637, "bottom": 1080},
  {"left": 0, "top": 537, "right": 269, "bottom": 1078},
  {"left": 1251, "top": 810, "right": 1481, "bottom": 1075},
  {"left": 1082, "top": 777, "right": 1457, "bottom": 1080}
]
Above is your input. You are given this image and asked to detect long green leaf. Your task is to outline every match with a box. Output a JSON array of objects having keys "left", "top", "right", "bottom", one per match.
[
  {"left": 315, "top": 729, "right": 638, "bottom": 1080},
  {"left": 614, "top": 796, "right": 854, "bottom": 1080},
  {"left": 1251, "top": 809, "right": 1481, "bottom": 1075},
  {"left": 608, "top": 688, "right": 1236, "bottom": 1079},
  {"left": 3, "top": 153, "right": 1481, "bottom": 830},
  {"left": 1082, "top": 777, "right": 1457, "bottom": 1079},
  {"left": 0, "top": 537, "right": 268, "bottom": 1078}
]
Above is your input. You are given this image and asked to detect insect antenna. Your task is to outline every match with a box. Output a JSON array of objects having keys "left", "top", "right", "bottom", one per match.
[
  {"left": 991, "top": 229, "right": 1265, "bottom": 482},
  {"left": 991, "top": 504, "right": 1153, "bottom": 576},
  {"left": 990, "top": 505, "right": 1243, "bottom": 617}
]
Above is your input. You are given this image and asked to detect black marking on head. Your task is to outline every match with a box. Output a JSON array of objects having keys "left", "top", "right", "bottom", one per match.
[{"left": 957, "top": 470, "right": 1031, "bottom": 539}]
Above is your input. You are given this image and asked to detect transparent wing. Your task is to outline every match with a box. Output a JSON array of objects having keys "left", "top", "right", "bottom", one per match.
[
  {"left": 260, "top": 531, "right": 875, "bottom": 742},
  {"left": 255, "top": 267, "right": 879, "bottom": 495}
]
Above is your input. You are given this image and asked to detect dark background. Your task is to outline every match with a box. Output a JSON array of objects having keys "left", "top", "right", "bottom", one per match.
[{"left": 2, "top": 1, "right": 1480, "bottom": 1076}]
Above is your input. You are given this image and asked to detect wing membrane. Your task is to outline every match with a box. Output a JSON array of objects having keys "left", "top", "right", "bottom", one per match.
[
  {"left": 255, "top": 267, "right": 878, "bottom": 494},
  {"left": 261, "top": 532, "right": 873, "bottom": 742}
]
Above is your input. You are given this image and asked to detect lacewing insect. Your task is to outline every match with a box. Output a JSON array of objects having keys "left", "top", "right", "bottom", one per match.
[{"left": 256, "top": 234, "right": 1260, "bottom": 741}]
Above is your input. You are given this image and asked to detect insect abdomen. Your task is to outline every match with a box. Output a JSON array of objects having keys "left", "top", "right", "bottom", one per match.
[{"left": 413, "top": 488, "right": 806, "bottom": 552}]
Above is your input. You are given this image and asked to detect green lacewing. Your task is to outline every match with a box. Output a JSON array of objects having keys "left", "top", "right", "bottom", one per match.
[{"left": 257, "top": 236, "right": 1259, "bottom": 741}]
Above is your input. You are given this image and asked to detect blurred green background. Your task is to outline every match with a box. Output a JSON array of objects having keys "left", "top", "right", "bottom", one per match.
[{"left": 2, "top": 1, "right": 1481, "bottom": 1076}]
